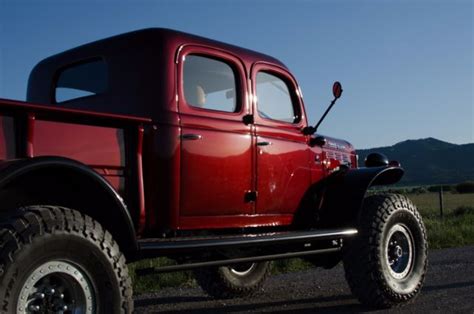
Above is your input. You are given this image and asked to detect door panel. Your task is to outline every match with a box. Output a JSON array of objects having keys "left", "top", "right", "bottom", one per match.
[
  {"left": 177, "top": 47, "right": 254, "bottom": 218},
  {"left": 256, "top": 133, "right": 310, "bottom": 214},
  {"left": 180, "top": 117, "right": 253, "bottom": 216},
  {"left": 252, "top": 63, "right": 311, "bottom": 215}
]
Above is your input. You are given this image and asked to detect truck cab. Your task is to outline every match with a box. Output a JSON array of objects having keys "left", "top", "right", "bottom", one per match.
[{"left": 27, "top": 28, "right": 356, "bottom": 235}]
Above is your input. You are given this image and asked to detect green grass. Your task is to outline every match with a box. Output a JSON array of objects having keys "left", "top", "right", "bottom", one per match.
[
  {"left": 408, "top": 192, "right": 474, "bottom": 218},
  {"left": 130, "top": 191, "right": 474, "bottom": 294},
  {"left": 423, "top": 212, "right": 474, "bottom": 249},
  {"left": 406, "top": 192, "right": 474, "bottom": 249},
  {"left": 129, "top": 258, "right": 195, "bottom": 294}
]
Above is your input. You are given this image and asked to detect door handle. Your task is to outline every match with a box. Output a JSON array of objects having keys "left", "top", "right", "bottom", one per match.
[
  {"left": 181, "top": 134, "right": 202, "bottom": 140},
  {"left": 256, "top": 141, "right": 272, "bottom": 146}
]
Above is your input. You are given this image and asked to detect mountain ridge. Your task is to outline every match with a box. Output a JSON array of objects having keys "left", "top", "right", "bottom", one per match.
[{"left": 357, "top": 137, "right": 474, "bottom": 186}]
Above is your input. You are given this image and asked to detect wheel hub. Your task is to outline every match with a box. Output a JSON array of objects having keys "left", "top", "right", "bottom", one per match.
[
  {"left": 385, "top": 224, "right": 414, "bottom": 280},
  {"left": 17, "top": 260, "right": 95, "bottom": 314},
  {"left": 229, "top": 263, "right": 256, "bottom": 276}
]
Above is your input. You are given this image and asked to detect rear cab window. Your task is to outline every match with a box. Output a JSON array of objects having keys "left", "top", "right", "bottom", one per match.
[{"left": 55, "top": 59, "right": 107, "bottom": 103}]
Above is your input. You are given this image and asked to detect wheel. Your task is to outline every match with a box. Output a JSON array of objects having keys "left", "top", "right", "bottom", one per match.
[
  {"left": 194, "top": 261, "right": 271, "bottom": 298},
  {"left": 343, "top": 194, "right": 428, "bottom": 308},
  {"left": 0, "top": 206, "right": 133, "bottom": 313}
]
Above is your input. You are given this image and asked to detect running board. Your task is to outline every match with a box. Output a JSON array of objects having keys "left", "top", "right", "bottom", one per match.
[
  {"left": 136, "top": 247, "right": 341, "bottom": 275},
  {"left": 138, "top": 228, "right": 357, "bottom": 258}
]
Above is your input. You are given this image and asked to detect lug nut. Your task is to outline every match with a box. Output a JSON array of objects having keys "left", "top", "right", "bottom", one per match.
[
  {"left": 28, "top": 304, "right": 41, "bottom": 312},
  {"left": 33, "top": 292, "right": 45, "bottom": 299},
  {"left": 45, "top": 288, "right": 56, "bottom": 295},
  {"left": 55, "top": 304, "right": 68, "bottom": 311}
]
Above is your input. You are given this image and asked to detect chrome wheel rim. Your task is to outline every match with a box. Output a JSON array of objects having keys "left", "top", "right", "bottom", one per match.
[
  {"left": 385, "top": 224, "right": 414, "bottom": 280},
  {"left": 229, "top": 263, "right": 256, "bottom": 276},
  {"left": 17, "top": 260, "right": 95, "bottom": 314}
]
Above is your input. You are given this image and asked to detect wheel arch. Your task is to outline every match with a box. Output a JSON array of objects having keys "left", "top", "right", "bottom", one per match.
[
  {"left": 295, "top": 166, "right": 404, "bottom": 228},
  {"left": 0, "top": 156, "right": 138, "bottom": 257}
]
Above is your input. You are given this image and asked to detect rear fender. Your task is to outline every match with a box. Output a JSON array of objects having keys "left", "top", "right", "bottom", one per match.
[{"left": 0, "top": 156, "right": 138, "bottom": 255}]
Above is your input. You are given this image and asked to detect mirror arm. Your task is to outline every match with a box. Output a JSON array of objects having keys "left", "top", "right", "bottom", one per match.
[
  {"left": 302, "top": 81, "right": 343, "bottom": 136},
  {"left": 313, "top": 97, "right": 337, "bottom": 132}
]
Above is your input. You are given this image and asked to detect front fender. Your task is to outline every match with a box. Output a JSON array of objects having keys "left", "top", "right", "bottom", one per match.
[{"left": 305, "top": 166, "right": 404, "bottom": 228}]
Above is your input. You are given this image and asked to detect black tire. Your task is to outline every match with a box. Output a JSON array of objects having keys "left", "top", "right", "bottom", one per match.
[
  {"left": 194, "top": 262, "right": 271, "bottom": 298},
  {"left": 0, "top": 206, "right": 133, "bottom": 313},
  {"left": 343, "top": 194, "right": 428, "bottom": 308}
]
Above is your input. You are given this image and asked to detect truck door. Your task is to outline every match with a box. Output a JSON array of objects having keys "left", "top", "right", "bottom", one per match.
[
  {"left": 177, "top": 48, "right": 254, "bottom": 221},
  {"left": 251, "top": 63, "right": 311, "bottom": 215}
]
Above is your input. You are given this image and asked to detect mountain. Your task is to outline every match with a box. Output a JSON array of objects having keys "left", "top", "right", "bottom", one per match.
[{"left": 357, "top": 138, "right": 474, "bottom": 186}]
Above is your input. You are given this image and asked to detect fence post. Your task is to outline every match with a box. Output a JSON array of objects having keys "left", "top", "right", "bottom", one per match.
[{"left": 439, "top": 186, "right": 444, "bottom": 218}]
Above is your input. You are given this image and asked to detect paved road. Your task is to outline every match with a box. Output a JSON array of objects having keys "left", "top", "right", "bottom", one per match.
[{"left": 134, "top": 246, "right": 474, "bottom": 313}]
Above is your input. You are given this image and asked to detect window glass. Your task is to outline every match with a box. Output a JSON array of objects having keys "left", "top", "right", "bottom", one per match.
[
  {"left": 256, "top": 72, "right": 297, "bottom": 123},
  {"left": 183, "top": 55, "right": 237, "bottom": 112},
  {"left": 55, "top": 59, "right": 107, "bottom": 103}
]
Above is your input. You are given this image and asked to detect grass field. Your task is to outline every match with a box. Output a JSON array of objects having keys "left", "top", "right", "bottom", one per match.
[
  {"left": 408, "top": 192, "right": 474, "bottom": 218},
  {"left": 408, "top": 192, "right": 474, "bottom": 249},
  {"left": 130, "top": 191, "right": 474, "bottom": 294}
]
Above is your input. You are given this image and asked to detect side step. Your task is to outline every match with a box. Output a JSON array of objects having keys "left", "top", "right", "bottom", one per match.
[{"left": 136, "top": 228, "right": 357, "bottom": 274}]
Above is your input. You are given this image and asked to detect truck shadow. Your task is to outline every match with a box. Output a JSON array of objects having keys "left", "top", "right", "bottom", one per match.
[{"left": 135, "top": 294, "right": 366, "bottom": 313}]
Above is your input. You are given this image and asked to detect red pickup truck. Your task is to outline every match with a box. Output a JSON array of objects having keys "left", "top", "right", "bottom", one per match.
[{"left": 0, "top": 28, "right": 427, "bottom": 313}]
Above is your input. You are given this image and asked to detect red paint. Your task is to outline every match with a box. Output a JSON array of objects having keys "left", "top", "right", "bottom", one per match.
[
  {"left": 0, "top": 116, "right": 15, "bottom": 159},
  {"left": 178, "top": 214, "right": 294, "bottom": 230},
  {"left": 0, "top": 98, "right": 152, "bottom": 124},
  {"left": 33, "top": 120, "right": 125, "bottom": 167},
  {"left": 136, "top": 125, "right": 146, "bottom": 235},
  {"left": 27, "top": 113, "right": 35, "bottom": 157}
]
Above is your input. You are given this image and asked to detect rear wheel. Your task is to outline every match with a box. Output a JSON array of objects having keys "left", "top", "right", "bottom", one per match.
[
  {"left": 0, "top": 206, "right": 133, "bottom": 313},
  {"left": 194, "top": 262, "right": 270, "bottom": 298},
  {"left": 343, "top": 194, "right": 428, "bottom": 308}
]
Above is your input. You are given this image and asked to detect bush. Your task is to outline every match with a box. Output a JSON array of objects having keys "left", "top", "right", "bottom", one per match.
[
  {"left": 427, "top": 185, "right": 454, "bottom": 193},
  {"left": 411, "top": 187, "right": 429, "bottom": 195},
  {"left": 453, "top": 206, "right": 474, "bottom": 216},
  {"left": 455, "top": 181, "right": 474, "bottom": 194}
]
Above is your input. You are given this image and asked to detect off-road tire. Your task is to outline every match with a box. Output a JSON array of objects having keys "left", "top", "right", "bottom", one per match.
[
  {"left": 343, "top": 194, "right": 428, "bottom": 308},
  {"left": 0, "top": 205, "right": 133, "bottom": 313},
  {"left": 194, "top": 262, "right": 271, "bottom": 299}
]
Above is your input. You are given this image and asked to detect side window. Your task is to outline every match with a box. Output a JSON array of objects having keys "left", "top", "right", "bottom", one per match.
[
  {"left": 256, "top": 71, "right": 298, "bottom": 123},
  {"left": 55, "top": 59, "right": 107, "bottom": 103},
  {"left": 183, "top": 55, "right": 237, "bottom": 113}
]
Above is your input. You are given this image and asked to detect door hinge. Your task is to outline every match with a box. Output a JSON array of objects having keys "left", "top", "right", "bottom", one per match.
[
  {"left": 244, "top": 191, "right": 258, "bottom": 203},
  {"left": 242, "top": 114, "right": 254, "bottom": 125}
]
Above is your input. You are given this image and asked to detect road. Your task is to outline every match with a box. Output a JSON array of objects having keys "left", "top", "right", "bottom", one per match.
[{"left": 134, "top": 245, "right": 474, "bottom": 313}]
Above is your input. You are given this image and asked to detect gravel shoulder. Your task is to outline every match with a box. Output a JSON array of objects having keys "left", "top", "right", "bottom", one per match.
[{"left": 134, "top": 245, "right": 474, "bottom": 313}]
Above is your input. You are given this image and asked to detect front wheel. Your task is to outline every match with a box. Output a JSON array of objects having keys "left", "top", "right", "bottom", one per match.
[
  {"left": 0, "top": 206, "right": 133, "bottom": 313},
  {"left": 343, "top": 194, "right": 428, "bottom": 308},
  {"left": 194, "top": 262, "right": 271, "bottom": 298}
]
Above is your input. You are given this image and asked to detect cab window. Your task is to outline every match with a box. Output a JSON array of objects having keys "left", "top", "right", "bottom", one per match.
[
  {"left": 183, "top": 55, "right": 238, "bottom": 113},
  {"left": 55, "top": 59, "right": 107, "bottom": 103},
  {"left": 256, "top": 71, "right": 298, "bottom": 123}
]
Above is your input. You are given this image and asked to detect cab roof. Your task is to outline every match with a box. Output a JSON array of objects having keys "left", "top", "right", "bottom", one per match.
[{"left": 27, "top": 28, "right": 288, "bottom": 116}]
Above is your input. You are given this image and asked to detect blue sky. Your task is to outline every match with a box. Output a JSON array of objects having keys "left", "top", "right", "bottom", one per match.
[{"left": 0, "top": 0, "right": 472, "bottom": 148}]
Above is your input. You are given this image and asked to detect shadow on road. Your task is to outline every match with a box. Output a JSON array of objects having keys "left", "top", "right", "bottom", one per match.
[
  {"left": 423, "top": 280, "right": 474, "bottom": 292},
  {"left": 135, "top": 293, "right": 371, "bottom": 313}
]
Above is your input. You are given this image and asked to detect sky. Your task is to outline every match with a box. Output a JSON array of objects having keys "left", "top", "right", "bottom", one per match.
[{"left": 0, "top": 0, "right": 472, "bottom": 149}]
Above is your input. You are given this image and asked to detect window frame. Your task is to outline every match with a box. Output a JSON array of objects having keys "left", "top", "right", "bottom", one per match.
[
  {"left": 53, "top": 57, "right": 108, "bottom": 104},
  {"left": 251, "top": 62, "right": 306, "bottom": 129},
  {"left": 177, "top": 45, "right": 248, "bottom": 120}
]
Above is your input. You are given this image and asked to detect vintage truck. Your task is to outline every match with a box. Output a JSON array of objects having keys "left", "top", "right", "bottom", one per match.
[{"left": 0, "top": 28, "right": 427, "bottom": 313}]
